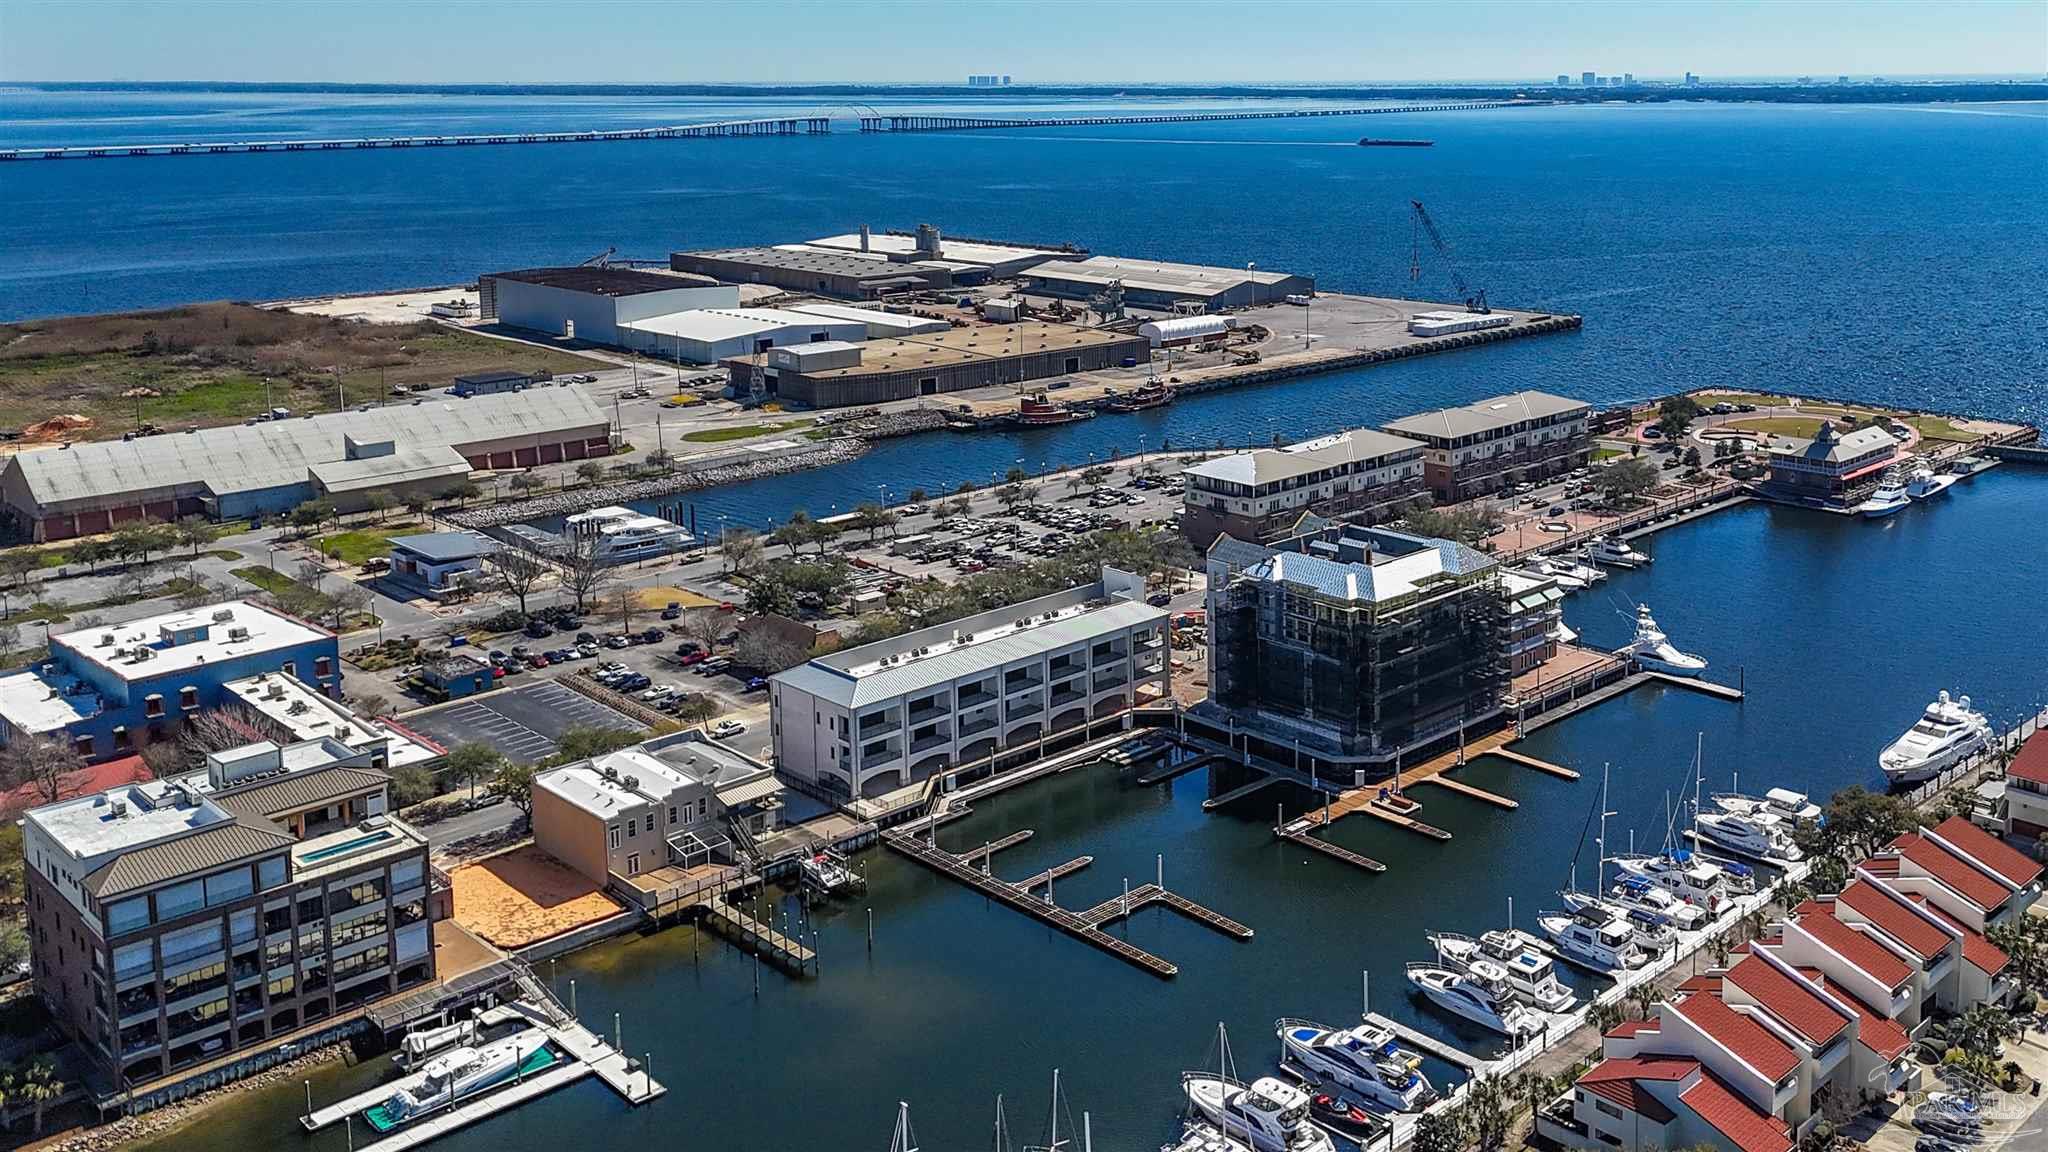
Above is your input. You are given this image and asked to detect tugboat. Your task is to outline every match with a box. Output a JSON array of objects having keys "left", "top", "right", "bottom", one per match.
[
  {"left": 1014, "top": 391, "right": 1093, "bottom": 426},
  {"left": 1105, "top": 380, "right": 1172, "bottom": 412}
]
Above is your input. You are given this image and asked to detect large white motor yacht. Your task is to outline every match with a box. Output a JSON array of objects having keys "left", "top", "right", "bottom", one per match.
[
  {"left": 1691, "top": 810, "right": 1802, "bottom": 863},
  {"left": 1585, "top": 535, "right": 1650, "bottom": 568},
  {"left": 1856, "top": 469, "right": 1911, "bottom": 517},
  {"left": 1622, "top": 604, "right": 1707, "bottom": 677},
  {"left": 1709, "top": 787, "right": 1821, "bottom": 825},
  {"left": 1427, "top": 929, "right": 1576, "bottom": 1013},
  {"left": 1905, "top": 466, "right": 1959, "bottom": 501},
  {"left": 1560, "top": 891, "right": 1680, "bottom": 953},
  {"left": 1539, "top": 907, "right": 1648, "bottom": 972},
  {"left": 1600, "top": 874, "right": 1709, "bottom": 930},
  {"left": 370, "top": 1031, "right": 550, "bottom": 1131},
  {"left": 1274, "top": 1019, "right": 1436, "bottom": 1112},
  {"left": 563, "top": 505, "right": 695, "bottom": 564},
  {"left": 1181, "top": 1074, "right": 1334, "bottom": 1152},
  {"left": 1610, "top": 851, "right": 1732, "bottom": 913},
  {"left": 1404, "top": 960, "right": 1544, "bottom": 1038},
  {"left": 1879, "top": 691, "right": 1993, "bottom": 786}
]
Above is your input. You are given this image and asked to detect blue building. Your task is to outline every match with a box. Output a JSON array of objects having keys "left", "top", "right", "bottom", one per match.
[{"left": 0, "top": 601, "right": 340, "bottom": 762}]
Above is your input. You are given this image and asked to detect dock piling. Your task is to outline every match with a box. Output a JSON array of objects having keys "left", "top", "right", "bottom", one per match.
[
  {"left": 867, "top": 907, "right": 874, "bottom": 950},
  {"left": 304, "top": 1079, "right": 311, "bottom": 1122},
  {"left": 569, "top": 980, "right": 576, "bottom": 1017}
]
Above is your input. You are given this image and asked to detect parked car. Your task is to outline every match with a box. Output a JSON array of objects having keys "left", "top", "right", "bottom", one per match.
[
  {"left": 1146, "top": 591, "right": 1172, "bottom": 607},
  {"left": 640, "top": 628, "right": 665, "bottom": 644},
  {"left": 711, "top": 719, "right": 747, "bottom": 738},
  {"left": 606, "top": 635, "right": 632, "bottom": 650},
  {"left": 679, "top": 651, "right": 708, "bottom": 666},
  {"left": 743, "top": 677, "right": 768, "bottom": 693},
  {"left": 576, "top": 632, "right": 598, "bottom": 646},
  {"left": 510, "top": 645, "right": 532, "bottom": 660},
  {"left": 523, "top": 619, "right": 552, "bottom": 639},
  {"left": 660, "top": 603, "right": 682, "bottom": 620},
  {"left": 488, "top": 649, "right": 510, "bottom": 665},
  {"left": 615, "top": 673, "right": 651, "bottom": 692}
]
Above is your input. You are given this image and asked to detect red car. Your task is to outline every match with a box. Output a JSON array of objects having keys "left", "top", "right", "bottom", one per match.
[
  {"left": 527, "top": 654, "right": 550, "bottom": 669},
  {"left": 678, "top": 651, "right": 708, "bottom": 667}
]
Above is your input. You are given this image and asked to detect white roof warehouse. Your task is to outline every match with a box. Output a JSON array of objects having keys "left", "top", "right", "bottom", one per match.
[{"left": 0, "top": 386, "right": 611, "bottom": 542}]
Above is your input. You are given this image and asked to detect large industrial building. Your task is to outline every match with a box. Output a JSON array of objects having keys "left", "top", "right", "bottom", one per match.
[
  {"left": 1381, "top": 390, "right": 1593, "bottom": 503},
  {"left": 1019, "top": 255, "right": 1313, "bottom": 311},
  {"left": 478, "top": 266, "right": 737, "bottom": 344},
  {"left": 770, "top": 568, "right": 1169, "bottom": 800},
  {"left": 670, "top": 247, "right": 952, "bottom": 298},
  {"left": 791, "top": 227, "right": 1077, "bottom": 278},
  {"left": 733, "top": 322, "right": 1150, "bottom": 408},
  {"left": 1196, "top": 525, "right": 1507, "bottom": 774},
  {"left": 1179, "top": 427, "right": 1427, "bottom": 545},
  {"left": 618, "top": 307, "right": 869, "bottom": 364},
  {"left": 780, "top": 302, "right": 951, "bottom": 339},
  {"left": 0, "top": 387, "right": 609, "bottom": 540}
]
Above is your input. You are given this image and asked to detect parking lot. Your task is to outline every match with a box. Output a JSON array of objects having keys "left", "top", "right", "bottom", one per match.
[{"left": 407, "top": 679, "right": 644, "bottom": 764}]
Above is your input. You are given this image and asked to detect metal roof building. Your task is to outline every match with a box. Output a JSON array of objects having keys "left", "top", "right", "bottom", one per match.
[
  {"left": 670, "top": 247, "right": 953, "bottom": 299},
  {"left": 1020, "top": 255, "right": 1313, "bottom": 311},
  {"left": 618, "top": 307, "right": 869, "bottom": 364},
  {"left": 1, "top": 386, "right": 611, "bottom": 541},
  {"left": 479, "top": 266, "right": 738, "bottom": 346}
]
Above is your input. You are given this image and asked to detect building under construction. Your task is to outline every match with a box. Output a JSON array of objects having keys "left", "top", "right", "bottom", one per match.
[{"left": 1196, "top": 524, "right": 1507, "bottom": 775}]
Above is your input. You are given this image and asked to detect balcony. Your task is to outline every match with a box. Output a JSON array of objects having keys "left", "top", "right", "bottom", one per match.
[
  {"left": 1006, "top": 698, "right": 1044, "bottom": 721},
  {"left": 957, "top": 714, "right": 999, "bottom": 738},
  {"left": 957, "top": 686, "right": 997, "bottom": 709},
  {"left": 1090, "top": 643, "right": 1128, "bottom": 665},
  {"left": 1003, "top": 671, "right": 1044, "bottom": 694},
  {"left": 860, "top": 745, "right": 903, "bottom": 769},
  {"left": 909, "top": 730, "right": 951, "bottom": 755},
  {"left": 1049, "top": 682, "right": 1085, "bottom": 708},
  {"left": 1092, "top": 673, "right": 1128, "bottom": 694},
  {"left": 907, "top": 701, "right": 949, "bottom": 727},
  {"left": 856, "top": 714, "right": 901, "bottom": 739}
]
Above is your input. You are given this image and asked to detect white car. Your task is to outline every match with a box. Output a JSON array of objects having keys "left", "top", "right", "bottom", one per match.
[{"left": 711, "top": 719, "right": 747, "bottom": 739}]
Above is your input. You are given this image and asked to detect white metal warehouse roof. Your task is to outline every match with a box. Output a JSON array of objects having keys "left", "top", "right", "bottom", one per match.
[
  {"left": 619, "top": 308, "right": 867, "bottom": 343},
  {"left": 5, "top": 387, "right": 605, "bottom": 511}
]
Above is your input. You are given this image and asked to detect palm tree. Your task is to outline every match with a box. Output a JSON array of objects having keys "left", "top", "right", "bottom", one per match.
[
  {"left": 1590, "top": 999, "right": 1625, "bottom": 1034},
  {"left": 1629, "top": 982, "right": 1662, "bottom": 1021},
  {"left": 23, "top": 1060, "right": 61, "bottom": 1135}
]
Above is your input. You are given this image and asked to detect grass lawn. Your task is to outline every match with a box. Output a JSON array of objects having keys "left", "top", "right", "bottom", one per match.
[
  {"left": 0, "top": 302, "right": 604, "bottom": 437},
  {"left": 1906, "top": 415, "right": 1977, "bottom": 442},
  {"left": 1592, "top": 446, "right": 1629, "bottom": 461},
  {"left": 312, "top": 520, "right": 423, "bottom": 566},
  {"left": 1728, "top": 416, "right": 1829, "bottom": 438},
  {"left": 679, "top": 419, "right": 813, "bottom": 444},
  {"left": 231, "top": 566, "right": 297, "bottom": 597},
  {"left": 632, "top": 585, "right": 718, "bottom": 610}
]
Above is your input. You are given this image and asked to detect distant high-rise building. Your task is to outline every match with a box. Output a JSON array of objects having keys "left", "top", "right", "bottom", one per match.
[
  {"left": 1684, "top": 72, "right": 1700, "bottom": 86},
  {"left": 966, "top": 74, "right": 1012, "bottom": 87},
  {"left": 1582, "top": 71, "right": 1596, "bottom": 86},
  {"left": 1797, "top": 75, "right": 1813, "bottom": 85},
  {"left": 1001, "top": 75, "right": 1010, "bottom": 85},
  {"left": 1837, "top": 75, "right": 1850, "bottom": 84},
  {"left": 1606, "top": 76, "right": 1620, "bottom": 87},
  {"left": 1623, "top": 72, "right": 1634, "bottom": 85},
  {"left": 1557, "top": 74, "right": 1571, "bottom": 87}
]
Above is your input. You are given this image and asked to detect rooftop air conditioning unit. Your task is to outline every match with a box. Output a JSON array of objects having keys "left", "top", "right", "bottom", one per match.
[
  {"left": 130, "top": 646, "right": 154, "bottom": 662},
  {"left": 266, "top": 682, "right": 285, "bottom": 700},
  {"left": 109, "top": 798, "right": 128, "bottom": 817},
  {"left": 212, "top": 608, "right": 234, "bottom": 622},
  {"left": 96, "top": 633, "right": 114, "bottom": 647},
  {"left": 227, "top": 626, "right": 251, "bottom": 641},
  {"left": 287, "top": 700, "right": 309, "bottom": 715}
]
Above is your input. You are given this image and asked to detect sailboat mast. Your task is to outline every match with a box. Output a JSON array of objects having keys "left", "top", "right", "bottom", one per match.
[
  {"left": 1048, "top": 1069, "right": 1060, "bottom": 1150},
  {"left": 1596, "top": 762, "right": 1613, "bottom": 891}
]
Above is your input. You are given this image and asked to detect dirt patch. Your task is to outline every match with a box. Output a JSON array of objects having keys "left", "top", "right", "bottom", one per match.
[
  {"left": 449, "top": 844, "right": 624, "bottom": 950},
  {"left": 0, "top": 301, "right": 603, "bottom": 436}
]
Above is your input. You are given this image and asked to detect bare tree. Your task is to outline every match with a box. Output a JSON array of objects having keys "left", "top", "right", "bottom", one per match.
[
  {"left": 603, "top": 585, "right": 640, "bottom": 636},
  {"left": 483, "top": 547, "right": 550, "bottom": 615},
  {"left": 732, "top": 631, "right": 807, "bottom": 674},
  {"left": 718, "top": 526, "right": 763, "bottom": 576},
  {"left": 560, "top": 534, "right": 615, "bottom": 612},
  {"left": 1, "top": 735, "right": 79, "bottom": 806},
  {"left": 677, "top": 609, "right": 724, "bottom": 654}
]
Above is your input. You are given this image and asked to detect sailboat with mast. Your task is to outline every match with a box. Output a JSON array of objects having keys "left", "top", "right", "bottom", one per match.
[
  {"left": 1611, "top": 735, "right": 1736, "bottom": 912},
  {"left": 1182, "top": 1025, "right": 1333, "bottom": 1152},
  {"left": 1541, "top": 764, "right": 1657, "bottom": 970}
]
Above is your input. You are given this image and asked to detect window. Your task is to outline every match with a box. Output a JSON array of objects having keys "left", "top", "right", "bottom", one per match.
[
  {"left": 314, "top": 657, "right": 332, "bottom": 678},
  {"left": 327, "top": 877, "right": 385, "bottom": 916},
  {"left": 258, "top": 857, "right": 286, "bottom": 891},
  {"left": 697, "top": 798, "right": 706, "bottom": 817},
  {"left": 281, "top": 661, "right": 296, "bottom": 678},
  {"left": 160, "top": 920, "right": 223, "bottom": 968},
  {"left": 113, "top": 940, "right": 154, "bottom": 983},
  {"left": 113, "top": 727, "right": 131, "bottom": 751},
  {"left": 332, "top": 912, "right": 387, "bottom": 948},
  {"left": 607, "top": 825, "right": 621, "bottom": 850},
  {"left": 74, "top": 734, "right": 95, "bottom": 757},
  {"left": 204, "top": 867, "right": 253, "bottom": 908},
  {"left": 627, "top": 818, "right": 637, "bottom": 838},
  {"left": 229, "top": 909, "right": 258, "bottom": 946},
  {"left": 1593, "top": 1100, "right": 1623, "bottom": 1120},
  {"left": 144, "top": 694, "right": 165, "bottom": 718},
  {"left": 267, "top": 973, "right": 296, "bottom": 1000},
  {"left": 107, "top": 897, "right": 150, "bottom": 936},
  {"left": 156, "top": 879, "right": 205, "bottom": 922},
  {"left": 626, "top": 853, "right": 640, "bottom": 876},
  {"left": 668, "top": 805, "right": 678, "bottom": 826},
  {"left": 179, "top": 686, "right": 199, "bottom": 710},
  {"left": 333, "top": 944, "right": 389, "bottom": 981},
  {"left": 389, "top": 857, "right": 422, "bottom": 893}
]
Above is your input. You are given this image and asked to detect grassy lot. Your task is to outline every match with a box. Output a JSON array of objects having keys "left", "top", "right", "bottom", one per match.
[
  {"left": 632, "top": 585, "right": 718, "bottom": 610},
  {"left": 230, "top": 565, "right": 297, "bottom": 597},
  {"left": 679, "top": 419, "right": 813, "bottom": 444},
  {"left": 312, "top": 521, "right": 423, "bottom": 566},
  {"left": 1728, "top": 416, "right": 1830, "bottom": 438},
  {"left": 1592, "top": 446, "right": 1630, "bottom": 461},
  {"left": 1905, "top": 415, "right": 1977, "bottom": 442},
  {"left": 0, "top": 302, "right": 604, "bottom": 436}
]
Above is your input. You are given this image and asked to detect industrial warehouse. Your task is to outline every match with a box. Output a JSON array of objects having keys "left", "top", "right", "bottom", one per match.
[
  {"left": 1019, "top": 254, "right": 1314, "bottom": 311},
  {"left": 0, "top": 387, "right": 610, "bottom": 541},
  {"left": 478, "top": 266, "right": 738, "bottom": 343},
  {"left": 729, "top": 321, "right": 1151, "bottom": 408}
]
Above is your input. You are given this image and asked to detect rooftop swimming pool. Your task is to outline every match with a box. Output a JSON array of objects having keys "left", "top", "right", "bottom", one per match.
[{"left": 298, "top": 828, "right": 397, "bottom": 865}]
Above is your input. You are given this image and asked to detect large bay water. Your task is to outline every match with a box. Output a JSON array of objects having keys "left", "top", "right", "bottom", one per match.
[{"left": 10, "top": 88, "right": 2044, "bottom": 1149}]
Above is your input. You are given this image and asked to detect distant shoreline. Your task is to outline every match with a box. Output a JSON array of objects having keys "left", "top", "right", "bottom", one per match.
[{"left": 12, "top": 80, "right": 2048, "bottom": 105}]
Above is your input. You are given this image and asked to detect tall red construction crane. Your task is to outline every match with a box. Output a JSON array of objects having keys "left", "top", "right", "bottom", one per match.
[{"left": 1408, "top": 200, "right": 1489, "bottom": 314}]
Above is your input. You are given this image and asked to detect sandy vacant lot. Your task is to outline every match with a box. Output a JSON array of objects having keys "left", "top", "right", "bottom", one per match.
[{"left": 450, "top": 845, "right": 624, "bottom": 949}]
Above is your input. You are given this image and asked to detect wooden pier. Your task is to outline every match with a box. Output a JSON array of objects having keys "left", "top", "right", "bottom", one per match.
[
  {"left": 1362, "top": 1012, "right": 1484, "bottom": 1071},
  {"left": 1202, "top": 772, "right": 1283, "bottom": 811},
  {"left": 956, "top": 829, "right": 1034, "bottom": 868},
  {"left": 1420, "top": 775, "right": 1518, "bottom": 809},
  {"left": 881, "top": 827, "right": 1252, "bottom": 978},
  {"left": 857, "top": 101, "right": 1542, "bottom": 133},
  {"left": 1275, "top": 820, "right": 1388, "bottom": 873},
  {"left": 0, "top": 117, "right": 832, "bottom": 162},
  {"left": 703, "top": 894, "right": 817, "bottom": 975}
]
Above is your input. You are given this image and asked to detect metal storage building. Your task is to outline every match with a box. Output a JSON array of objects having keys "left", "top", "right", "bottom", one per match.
[
  {"left": 669, "top": 247, "right": 952, "bottom": 298},
  {"left": 782, "top": 302, "right": 951, "bottom": 338},
  {"left": 1021, "top": 255, "right": 1313, "bottom": 311},
  {"left": 479, "top": 267, "right": 738, "bottom": 346},
  {"left": 1138, "top": 315, "right": 1237, "bottom": 347},
  {"left": 0, "top": 388, "right": 610, "bottom": 541},
  {"left": 618, "top": 308, "right": 868, "bottom": 364},
  {"left": 741, "top": 322, "right": 1150, "bottom": 409}
]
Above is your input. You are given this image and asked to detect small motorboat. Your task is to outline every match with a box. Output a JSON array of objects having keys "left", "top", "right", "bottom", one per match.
[
  {"left": 395, "top": 1018, "right": 478, "bottom": 1070},
  {"left": 1308, "top": 1093, "right": 1383, "bottom": 1139},
  {"left": 1709, "top": 786, "right": 1821, "bottom": 824},
  {"left": 1428, "top": 929, "right": 1576, "bottom": 1013},
  {"left": 1275, "top": 1019, "right": 1435, "bottom": 1112},
  {"left": 1856, "top": 468, "right": 1911, "bottom": 517},
  {"left": 1539, "top": 906, "right": 1647, "bottom": 973},
  {"left": 1405, "top": 960, "right": 1544, "bottom": 1038},
  {"left": 1585, "top": 535, "right": 1649, "bottom": 568}
]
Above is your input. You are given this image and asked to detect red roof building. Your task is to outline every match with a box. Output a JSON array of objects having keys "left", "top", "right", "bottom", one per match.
[
  {"left": 1905, "top": 893, "right": 2010, "bottom": 976},
  {"left": 2007, "top": 728, "right": 2048, "bottom": 788},
  {"left": 1836, "top": 878, "right": 1955, "bottom": 961},
  {"left": 1668, "top": 991, "right": 1801, "bottom": 1083},
  {"left": 1799, "top": 968, "right": 1911, "bottom": 1062},
  {"left": 1578, "top": 1056, "right": 1691, "bottom": 1123},
  {"left": 1722, "top": 955, "right": 1851, "bottom": 1049},
  {"left": 1605, "top": 1018, "right": 1659, "bottom": 1040},
  {"left": 1928, "top": 815, "right": 2042, "bottom": 891},
  {"left": 1679, "top": 1072, "right": 1794, "bottom": 1152},
  {"left": 0, "top": 754, "right": 152, "bottom": 817},
  {"left": 1891, "top": 832, "right": 2011, "bottom": 913},
  {"left": 1789, "top": 903, "right": 1914, "bottom": 992}
]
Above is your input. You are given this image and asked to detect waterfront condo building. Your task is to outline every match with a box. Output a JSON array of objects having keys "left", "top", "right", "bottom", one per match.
[
  {"left": 1178, "top": 428, "right": 1426, "bottom": 546},
  {"left": 0, "top": 601, "right": 341, "bottom": 763},
  {"left": 1198, "top": 525, "right": 1507, "bottom": 774},
  {"left": 769, "top": 568, "right": 1170, "bottom": 800},
  {"left": 1761, "top": 420, "right": 1898, "bottom": 506},
  {"left": 22, "top": 738, "right": 435, "bottom": 1090},
  {"left": 1543, "top": 816, "right": 2040, "bottom": 1152},
  {"left": 532, "top": 732, "right": 785, "bottom": 885},
  {"left": 1381, "top": 390, "right": 1592, "bottom": 503},
  {"left": 1999, "top": 728, "right": 2048, "bottom": 840}
]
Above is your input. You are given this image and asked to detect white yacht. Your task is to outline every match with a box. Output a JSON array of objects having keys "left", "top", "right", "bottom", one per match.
[
  {"left": 1709, "top": 786, "right": 1821, "bottom": 825},
  {"left": 1274, "top": 1019, "right": 1436, "bottom": 1112},
  {"left": 1585, "top": 535, "right": 1650, "bottom": 568},
  {"left": 1622, "top": 605, "right": 1707, "bottom": 677},
  {"left": 1560, "top": 890, "right": 1680, "bottom": 953},
  {"left": 1405, "top": 960, "right": 1544, "bottom": 1038},
  {"left": 1539, "top": 907, "right": 1647, "bottom": 972},
  {"left": 1879, "top": 691, "right": 1994, "bottom": 785},
  {"left": 563, "top": 505, "right": 695, "bottom": 564},
  {"left": 1691, "top": 810, "right": 1802, "bottom": 863},
  {"left": 396, "top": 1018, "right": 478, "bottom": 1070},
  {"left": 1181, "top": 1074, "right": 1333, "bottom": 1152},
  {"left": 1906, "top": 466, "right": 1959, "bottom": 501},
  {"left": 1427, "top": 930, "right": 1576, "bottom": 1013},
  {"left": 1600, "top": 874, "right": 1710, "bottom": 931},
  {"left": 368, "top": 1031, "right": 550, "bottom": 1132},
  {"left": 1856, "top": 469, "right": 1911, "bottom": 517},
  {"left": 1523, "top": 560, "right": 1586, "bottom": 591},
  {"left": 1610, "top": 851, "right": 1732, "bottom": 913}
]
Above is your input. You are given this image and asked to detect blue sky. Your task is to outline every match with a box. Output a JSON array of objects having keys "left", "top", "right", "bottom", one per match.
[{"left": 2, "top": 0, "right": 2043, "bottom": 84}]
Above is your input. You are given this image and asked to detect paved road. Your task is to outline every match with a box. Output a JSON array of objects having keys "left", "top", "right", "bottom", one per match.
[{"left": 421, "top": 798, "right": 521, "bottom": 851}]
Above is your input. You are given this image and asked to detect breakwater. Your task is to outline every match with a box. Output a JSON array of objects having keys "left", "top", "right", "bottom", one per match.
[{"left": 446, "top": 438, "right": 865, "bottom": 528}]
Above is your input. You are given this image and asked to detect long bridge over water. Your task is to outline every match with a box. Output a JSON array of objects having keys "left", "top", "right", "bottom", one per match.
[{"left": 857, "top": 100, "right": 1544, "bottom": 132}]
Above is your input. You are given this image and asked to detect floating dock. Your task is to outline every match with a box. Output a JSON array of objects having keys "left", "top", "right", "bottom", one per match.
[
  {"left": 1275, "top": 820, "right": 1388, "bottom": 874},
  {"left": 703, "top": 894, "right": 818, "bottom": 975},
  {"left": 1, "top": 117, "right": 832, "bottom": 161},
  {"left": 881, "top": 826, "right": 1252, "bottom": 978},
  {"left": 857, "top": 101, "right": 1542, "bottom": 132}
]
